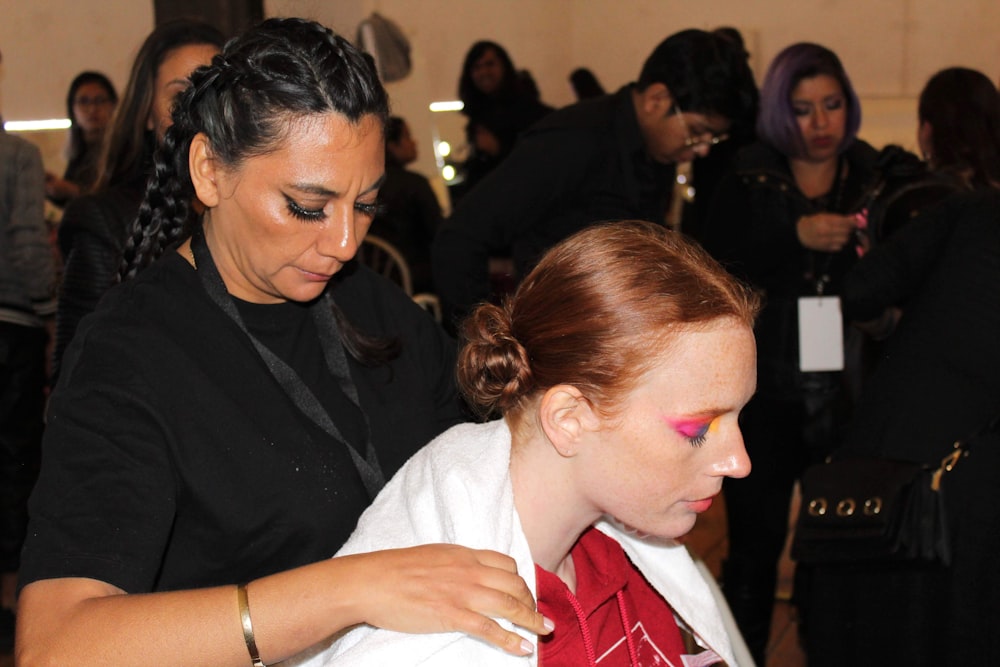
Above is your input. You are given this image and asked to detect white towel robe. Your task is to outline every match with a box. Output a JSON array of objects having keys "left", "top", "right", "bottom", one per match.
[{"left": 280, "top": 419, "right": 744, "bottom": 667}]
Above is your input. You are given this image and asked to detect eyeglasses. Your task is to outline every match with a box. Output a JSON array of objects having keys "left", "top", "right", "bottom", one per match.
[
  {"left": 673, "top": 105, "right": 729, "bottom": 148},
  {"left": 74, "top": 96, "right": 113, "bottom": 108}
]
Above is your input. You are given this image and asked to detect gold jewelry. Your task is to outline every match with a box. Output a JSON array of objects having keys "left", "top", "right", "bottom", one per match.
[{"left": 237, "top": 583, "right": 266, "bottom": 667}]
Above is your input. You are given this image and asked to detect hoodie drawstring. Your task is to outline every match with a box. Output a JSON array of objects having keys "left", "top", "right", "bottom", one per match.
[{"left": 563, "top": 588, "right": 639, "bottom": 667}]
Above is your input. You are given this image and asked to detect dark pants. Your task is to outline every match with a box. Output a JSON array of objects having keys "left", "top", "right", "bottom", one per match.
[
  {"left": 0, "top": 321, "right": 46, "bottom": 573},
  {"left": 722, "top": 382, "right": 842, "bottom": 666}
]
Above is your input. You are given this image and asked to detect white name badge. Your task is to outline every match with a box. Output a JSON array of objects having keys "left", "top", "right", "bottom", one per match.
[{"left": 798, "top": 296, "right": 844, "bottom": 372}]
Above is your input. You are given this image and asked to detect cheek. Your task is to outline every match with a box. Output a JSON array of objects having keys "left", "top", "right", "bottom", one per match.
[{"left": 831, "top": 110, "right": 848, "bottom": 136}]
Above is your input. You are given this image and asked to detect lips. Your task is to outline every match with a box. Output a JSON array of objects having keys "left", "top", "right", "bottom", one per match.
[
  {"left": 297, "top": 266, "right": 338, "bottom": 281},
  {"left": 688, "top": 496, "right": 715, "bottom": 513},
  {"left": 811, "top": 136, "right": 834, "bottom": 149}
]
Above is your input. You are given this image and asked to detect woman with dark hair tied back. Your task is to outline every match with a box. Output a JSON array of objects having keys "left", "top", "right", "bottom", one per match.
[
  {"left": 803, "top": 67, "right": 1000, "bottom": 667},
  {"left": 291, "top": 221, "right": 760, "bottom": 665},
  {"left": 18, "top": 18, "right": 550, "bottom": 666},
  {"left": 52, "top": 19, "right": 225, "bottom": 381},
  {"left": 702, "top": 42, "right": 879, "bottom": 665},
  {"left": 917, "top": 67, "right": 1000, "bottom": 191},
  {"left": 44, "top": 71, "right": 118, "bottom": 205}
]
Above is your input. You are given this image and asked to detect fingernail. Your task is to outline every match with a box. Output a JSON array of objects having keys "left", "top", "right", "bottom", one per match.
[
  {"left": 520, "top": 639, "right": 535, "bottom": 654},
  {"left": 543, "top": 616, "right": 556, "bottom": 631}
]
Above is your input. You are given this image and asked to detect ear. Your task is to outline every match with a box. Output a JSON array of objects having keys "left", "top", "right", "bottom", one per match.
[
  {"left": 917, "top": 121, "right": 933, "bottom": 161},
  {"left": 538, "top": 385, "right": 602, "bottom": 458},
  {"left": 639, "top": 82, "right": 673, "bottom": 118},
  {"left": 189, "top": 133, "right": 221, "bottom": 208}
]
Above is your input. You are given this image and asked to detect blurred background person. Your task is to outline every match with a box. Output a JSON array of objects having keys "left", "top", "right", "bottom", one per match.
[
  {"left": 367, "top": 116, "right": 443, "bottom": 295},
  {"left": 806, "top": 195, "right": 1000, "bottom": 666},
  {"left": 916, "top": 67, "right": 1000, "bottom": 192},
  {"left": 0, "top": 45, "right": 57, "bottom": 652},
  {"left": 681, "top": 27, "right": 758, "bottom": 246},
  {"left": 449, "top": 40, "right": 553, "bottom": 204},
  {"left": 568, "top": 67, "right": 605, "bottom": 101},
  {"left": 434, "top": 29, "right": 757, "bottom": 333},
  {"left": 702, "top": 42, "right": 878, "bottom": 666},
  {"left": 44, "top": 71, "right": 118, "bottom": 206},
  {"left": 804, "top": 68, "right": 1000, "bottom": 665},
  {"left": 51, "top": 19, "right": 224, "bottom": 381}
]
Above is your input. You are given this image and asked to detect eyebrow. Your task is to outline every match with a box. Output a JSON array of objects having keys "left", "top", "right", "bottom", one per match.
[{"left": 289, "top": 173, "right": 386, "bottom": 198}]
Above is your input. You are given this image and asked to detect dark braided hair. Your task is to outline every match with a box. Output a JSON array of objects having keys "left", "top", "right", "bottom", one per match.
[{"left": 120, "top": 17, "right": 397, "bottom": 363}]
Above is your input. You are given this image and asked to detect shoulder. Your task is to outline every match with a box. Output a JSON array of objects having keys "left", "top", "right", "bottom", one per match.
[
  {"left": 725, "top": 142, "right": 795, "bottom": 193},
  {"left": 59, "top": 186, "right": 142, "bottom": 246},
  {"left": 79, "top": 252, "right": 203, "bottom": 338},
  {"left": 336, "top": 420, "right": 513, "bottom": 555},
  {"left": 0, "top": 130, "right": 40, "bottom": 158},
  {"left": 844, "top": 138, "right": 880, "bottom": 177},
  {"left": 0, "top": 132, "right": 43, "bottom": 175},
  {"left": 526, "top": 87, "right": 623, "bottom": 136}
]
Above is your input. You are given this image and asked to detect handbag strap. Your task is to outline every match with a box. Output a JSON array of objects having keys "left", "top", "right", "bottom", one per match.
[
  {"left": 190, "top": 229, "right": 386, "bottom": 499},
  {"left": 931, "top": 412, "right": 1000, "bottom": 490}
]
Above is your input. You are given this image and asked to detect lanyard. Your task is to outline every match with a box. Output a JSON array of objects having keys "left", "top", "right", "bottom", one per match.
[
  {"left": 190, "top": 229, "right": 385, "bottom": 499},
  {"left": 806, "top": 155, "right": 847, "bottom": 295}
]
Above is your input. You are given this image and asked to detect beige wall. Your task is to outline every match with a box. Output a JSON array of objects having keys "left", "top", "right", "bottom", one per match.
[{"left": 3, "top": 1, "right": 998, "bottom": 185}]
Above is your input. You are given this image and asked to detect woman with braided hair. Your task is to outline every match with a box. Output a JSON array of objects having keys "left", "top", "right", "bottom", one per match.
[
  {"left": 17, "top": 18, "right": 550, "bottom": 666},
  {"left": 294, "top": 221, "right": 759, "bottom": 666}
]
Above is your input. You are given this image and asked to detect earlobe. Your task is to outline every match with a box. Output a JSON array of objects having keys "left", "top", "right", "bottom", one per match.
[
  {"left": 539, "top": 385, "right": 601, "bottom": 457},
  {"left": 189, "top": 133, "right": 221, "bottom": 208}
]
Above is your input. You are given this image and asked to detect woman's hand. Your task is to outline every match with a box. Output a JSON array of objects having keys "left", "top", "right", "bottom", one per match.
[
  {"left": 796, "top": 212, "right": 857, "bottom": 252},
  {"left": 343, "top": 544, "right": 552, "bottom": 655}
]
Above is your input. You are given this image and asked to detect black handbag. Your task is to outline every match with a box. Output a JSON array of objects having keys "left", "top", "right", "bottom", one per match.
[
  {"left": 790, "top": 421, "right": 990, "bottom": 565},
  {"left": 791, "top": 449, "right": 961, "bottom": 565}
]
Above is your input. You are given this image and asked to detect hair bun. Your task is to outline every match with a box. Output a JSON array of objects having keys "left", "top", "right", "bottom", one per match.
[{"left": 457, "top": 302, "right": 533, "bottom": 419}]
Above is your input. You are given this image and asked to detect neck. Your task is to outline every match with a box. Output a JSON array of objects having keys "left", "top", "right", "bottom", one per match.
[
  {"left": 789, "top": 155, "right": 841, "bottom": 199},
  {"left": 509, "top": 418, "right": 598, "bottom": 591}
]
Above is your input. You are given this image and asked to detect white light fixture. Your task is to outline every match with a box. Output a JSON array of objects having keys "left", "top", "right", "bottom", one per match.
[
  {"left": 429, "top": 100, "right": 464, "bottom": 113},
  {"left": 4, "top": 118, "right": 72, "bottom": 132}
]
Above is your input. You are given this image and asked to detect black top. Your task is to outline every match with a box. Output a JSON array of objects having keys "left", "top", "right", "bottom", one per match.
[
  {"left": 839, "top": 189, "right": 1000, "bottom": 463},
  {"left": 432, "top": 85, "right": 675, "bottom": 327},
  {"left": 368, "top": 159, "right": 443, "bottom": 294},
  {"left": 23, "top": 252, "right": 463, "bottom": 593},
  {"left": 703, "top": 140, "right": 878, "bottom": 397},
  {"left": 53, "top": 181, "right": 144, "bottom": 380}
]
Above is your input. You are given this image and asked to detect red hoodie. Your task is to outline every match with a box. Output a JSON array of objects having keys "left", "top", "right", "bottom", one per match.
[{"left": 535, "top": 527, "right": 725, "bottom": 667}]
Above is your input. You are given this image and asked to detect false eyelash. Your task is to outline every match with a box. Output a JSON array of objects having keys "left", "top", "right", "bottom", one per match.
[{"left": 285, "top": 196, "right": 325, "bottom": 221}]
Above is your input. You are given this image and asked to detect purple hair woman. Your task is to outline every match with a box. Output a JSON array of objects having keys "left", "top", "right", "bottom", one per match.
[{"left": 702, "top": 42, "right": 878, "bottom": 666}]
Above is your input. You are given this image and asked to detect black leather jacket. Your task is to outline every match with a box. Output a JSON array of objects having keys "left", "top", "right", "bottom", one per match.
[
  {"left": 54, "top": 182, "right": 143, "bottom": 380},
  {"left": 704, "top": 140, "right": 879, "bottom": 398}
]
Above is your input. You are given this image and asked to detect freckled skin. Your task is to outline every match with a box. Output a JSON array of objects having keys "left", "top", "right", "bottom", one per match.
[{"left": 573, "top": 319, "right": 757, "bottom": 540}]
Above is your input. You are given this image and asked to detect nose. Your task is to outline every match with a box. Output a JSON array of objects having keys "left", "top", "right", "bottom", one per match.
[
  {"left": 813, "top": 107, "right": 829, "bottom": 129},
  {"left": 316, "top": 204, "right": 364, "bottom": 262},
  {"left": 692, "top": 142, "right": 712, "bottom": 158},
  {"left": 710, "top": 431, "right": 752, "bottom": 479}
]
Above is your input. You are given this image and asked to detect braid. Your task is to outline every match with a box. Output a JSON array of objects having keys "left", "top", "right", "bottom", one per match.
[
  {"left": 119, "top": 18, "right": 396, "bottom": 364},
  {"left": 119, "top": 123, "right": 197, "bottom": 281}
]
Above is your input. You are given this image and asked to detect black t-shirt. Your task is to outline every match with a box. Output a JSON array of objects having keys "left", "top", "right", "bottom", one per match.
[{"left": 22, "top": 252, "right": 463, "bottom": 593}]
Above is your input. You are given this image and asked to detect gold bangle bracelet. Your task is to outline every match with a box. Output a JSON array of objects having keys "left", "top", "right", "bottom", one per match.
[{"left": 237, "top": 583, "right": 266, "bottom": 667}]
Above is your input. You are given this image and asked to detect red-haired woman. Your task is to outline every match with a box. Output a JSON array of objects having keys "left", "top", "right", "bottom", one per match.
[{"left": 292, "top": 221, "right": 759, "bottom": 666}]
